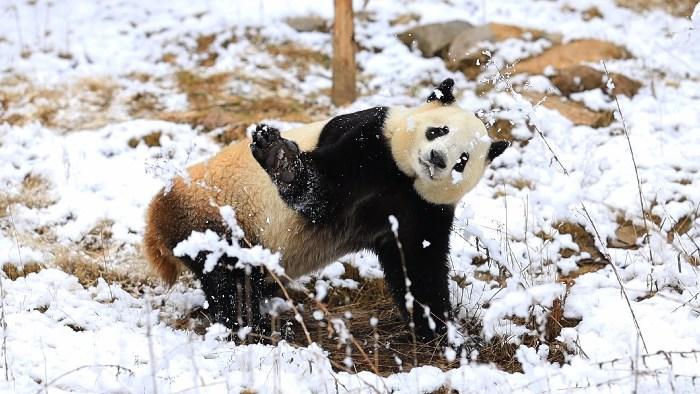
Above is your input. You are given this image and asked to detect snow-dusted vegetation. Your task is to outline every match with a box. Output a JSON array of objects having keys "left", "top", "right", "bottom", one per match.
[{"left": 1, "top": 0, "right": 699, "bottom": 392}]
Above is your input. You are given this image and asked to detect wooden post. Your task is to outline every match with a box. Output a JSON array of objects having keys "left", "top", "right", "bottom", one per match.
[{"left": 331, "top": 0, "right": 357, "bottom": 106}]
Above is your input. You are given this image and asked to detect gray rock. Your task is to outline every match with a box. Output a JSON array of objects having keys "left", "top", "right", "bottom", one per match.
[
  {"left": 444, "top": 25, "right": 494, "bottom": 66},
  {"left": 285, "top": 16, "right": 328, "bottom": 33},
  {"left": 398, "top": 20, "right": 472, "bottom": 57}
]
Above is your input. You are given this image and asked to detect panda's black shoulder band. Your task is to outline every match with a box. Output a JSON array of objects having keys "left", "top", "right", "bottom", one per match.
[{"left": 426, "top": 78, "right": 456, "bottom": 105}]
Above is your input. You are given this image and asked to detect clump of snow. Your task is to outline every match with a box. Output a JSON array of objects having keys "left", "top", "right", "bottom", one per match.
[{"left": 173, "top": 208, "right": 283, "bottom": 275}]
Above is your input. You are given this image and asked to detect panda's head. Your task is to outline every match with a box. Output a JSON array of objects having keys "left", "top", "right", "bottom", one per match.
[{"left": 385, "top": 78, "right": 509, "bottom": 205}]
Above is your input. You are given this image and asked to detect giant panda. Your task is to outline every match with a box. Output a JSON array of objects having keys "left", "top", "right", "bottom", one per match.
[{"left": 143, "top": 78, "right": 509, "bottom": 340}]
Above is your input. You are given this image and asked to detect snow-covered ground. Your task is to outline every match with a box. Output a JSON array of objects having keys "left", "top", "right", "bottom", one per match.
[{"left": 1, "top": 0, "right": 699, "bottom": 392}]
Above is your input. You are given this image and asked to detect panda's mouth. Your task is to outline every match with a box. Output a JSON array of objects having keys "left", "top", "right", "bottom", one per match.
[{"left": 418, "top": 158, "right": 436, "bottom": 180}]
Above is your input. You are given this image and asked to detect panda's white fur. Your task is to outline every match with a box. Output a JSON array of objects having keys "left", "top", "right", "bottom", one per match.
[{"left": 385, "top": 103, "right": 492, "bottom": 205}]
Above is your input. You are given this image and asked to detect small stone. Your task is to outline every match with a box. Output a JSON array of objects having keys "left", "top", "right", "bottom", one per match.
[{"left": 285, "top": 16, "right": 329, "bottom": 33}]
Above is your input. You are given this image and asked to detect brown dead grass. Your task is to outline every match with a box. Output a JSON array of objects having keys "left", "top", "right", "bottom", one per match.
[
  {"left": 128, "top": 131, "right": 162, "bottom": 148},
  {"left": 163, "top": 70, "right": 326, "bottom": 144},
  {"left": 0, "top": 75, "right": 118, "bottom": 130},
  {"left": 0, "top": 174, "right": 54, "bottom": 215},
  {"left": 2, "top": 262, "right": 44, "bottom": 280},
  {"left": 283, "top": 275, "right": 570, "bottom": 375},
  {"left": 616, "top": 0, "right": 698, "bottom": 17},
  {"left": 52, "top": 248, "right": 152, "bottom": 293},
  {"left": 265, "top": 42, "right": 331, "bottom": 71},
  {"left": 163, "top": 263, "right": 572, "bottom": 375}
]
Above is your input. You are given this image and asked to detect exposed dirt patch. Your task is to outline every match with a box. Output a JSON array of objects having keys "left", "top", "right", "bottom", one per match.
[
  {"left": 487, "top": 118, "right": 516, "bottom": 141},
  {"left": 550, "top": 65, "right": 642, "bottom": 97},
  {"left": 514, "top": 39, "right": 630, "bottom": 75},
  {"left": 608, "top": 218, "right": 647, "bottom": 249},
  {"left": 554, "top": 222, "right": 605, "bottom": 262},
  {"left": 287, "top": 275, "right": 570, "bottom": 375},
  {"left": 523, "top": 92, "right": 614, "bottom": 127},
  {"left": 668, "top": 215, "right": 694, "bottom": 243},
  {"left": 166, "top": 263, "right": 572, "bottom": 375}
]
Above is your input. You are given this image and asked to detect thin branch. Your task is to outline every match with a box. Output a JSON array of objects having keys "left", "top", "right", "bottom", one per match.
[
  {"left": 601, "top": 61, "right": 653, "bottom": 264},
  {"left": 580, "top": 203, "right": 648, "bottom": 353},
  {"left": 35, "top": 364, "right": 133, "bottom": 394}
]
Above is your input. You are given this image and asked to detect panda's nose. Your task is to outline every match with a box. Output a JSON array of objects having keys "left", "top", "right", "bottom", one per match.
[{"left": 429, "top": 150, "right": 447, "bottom": 169}]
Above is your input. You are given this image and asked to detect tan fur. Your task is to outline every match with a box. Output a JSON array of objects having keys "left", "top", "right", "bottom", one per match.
[{"left": 144, "top": 122, "right": 341, "bottom": 283}]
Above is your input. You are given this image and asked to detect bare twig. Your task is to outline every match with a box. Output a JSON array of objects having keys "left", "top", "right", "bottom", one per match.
[
  {"left": 601, "top": 61, "right": 653, "bottom": 264},
  {"left": 35, "top": 364, "right": 133, "bottom": 394},
  {"left": 388, "top": 216, "right": 418, "bottom": 367},
  {"left": 580, "top": 203, "right": 648, "bottom": 353},
  {"left": 0, "top": 276, "right": 8, "bottom": 382},
  {"left": 145, "top": 298, "right": 159, "bottom": 394},
  {"left": 267, "top": 269, "right": 312, "bottom": 345}
]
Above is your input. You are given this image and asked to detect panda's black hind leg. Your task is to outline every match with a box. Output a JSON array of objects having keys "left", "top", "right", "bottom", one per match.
[
  {"left": 250, "top": 124, "right": 301, "bottom": 184},
  {"left": 184, "top": 254, "right": 269, "bottom": 339}
]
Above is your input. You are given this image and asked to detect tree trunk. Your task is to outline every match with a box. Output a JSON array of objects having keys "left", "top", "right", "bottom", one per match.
[{"left": 331, "top": 0, "right": 357, "bottom": 106}]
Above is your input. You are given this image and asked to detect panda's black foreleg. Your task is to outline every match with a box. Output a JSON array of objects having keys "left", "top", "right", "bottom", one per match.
[
  {"left": 374, "top": 232, "right": 452, "bottom": 341},
  {"left": 250, "top": 124, "right": 329, "bottom": 222}
]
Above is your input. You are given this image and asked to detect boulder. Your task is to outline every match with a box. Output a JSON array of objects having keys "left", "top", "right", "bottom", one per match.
[
  {"left": 550, "top": 65, "right": 642, "bottom": 97},
  {"left": 285, "top": 16, "right": 329, "bottom": 33},
  {"left": 398, "top": 20, "right": 472, "bottom": 57},
  {"left": 514, "top": 39, "right": 630, "bottom": 75},
  {"left": 523, "top": 92, "right": 614, "bottom": 128}
]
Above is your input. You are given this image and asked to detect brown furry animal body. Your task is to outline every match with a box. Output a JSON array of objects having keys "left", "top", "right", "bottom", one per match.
[{"left": 143, "top": 121, "right": 336, "bottom": 283}]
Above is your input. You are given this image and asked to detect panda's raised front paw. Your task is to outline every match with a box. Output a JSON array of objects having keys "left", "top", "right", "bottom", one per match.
[
  {"left": 250, "top": 124, "right": 301, "bottom": 184},
  {"left": 251, "top": 124, "right": 282, "bottom": 158}
]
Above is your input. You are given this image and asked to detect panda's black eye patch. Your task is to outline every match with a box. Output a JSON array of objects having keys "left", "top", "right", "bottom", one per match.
[
  {"left": 425, "top": 126, "right": 450, "bottom": 141},
  {"left": 453, "top": 152, "right": 469, "bottom": 173}
]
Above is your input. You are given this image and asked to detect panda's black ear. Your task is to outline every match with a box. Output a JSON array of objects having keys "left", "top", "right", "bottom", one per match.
[
  {"left": 487, "top": 140, "right": 510, "bottom": 162},
  {"left": 426, "top": 78, "right": 456, "bottom": 105}
]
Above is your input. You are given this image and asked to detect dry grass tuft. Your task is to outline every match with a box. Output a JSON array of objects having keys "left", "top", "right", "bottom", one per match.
[
  {"left": 265, "top": 42, "right": 331, "bottom": 71},
  {"left": 54, "top": 251, "right": 125, "bottom": 287},
  {"left": 616, "top": 0, "right": 698, "bottom": 17},
  {"left": 2, "top": 262, "right": 45, "bottom": 280},
  {"left": 0, "top": 75, "right": 118, "bottom": 130},
  {"left": 128, "top": 131, "right": 162, "bottom": 148},
  {"left": 164, "top": 70, "right": 326, "bottom": 144},
  {"left": 282, "top": 275, "right": 571, "bottom": 374},
  {"left": 162, "top": 262, "right": 572, "bottom": 375},
  {"left": 0, "top": 174, "right": 54, "bottom": 215}
]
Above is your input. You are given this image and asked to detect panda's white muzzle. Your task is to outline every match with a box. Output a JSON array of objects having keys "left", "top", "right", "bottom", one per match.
[{"left": 418, "top": 149, "right": 447, "bottom": 180}]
